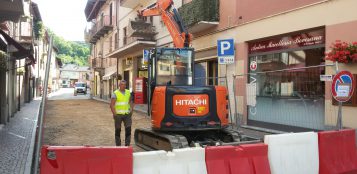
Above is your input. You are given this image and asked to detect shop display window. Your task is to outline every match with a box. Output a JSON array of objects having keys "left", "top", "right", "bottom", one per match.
[{"left": 249, "top": 48, "right": 325, "bottom": 99}]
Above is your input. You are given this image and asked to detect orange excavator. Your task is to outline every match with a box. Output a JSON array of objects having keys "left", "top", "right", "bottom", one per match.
[{"left": 133, "top": 0, "right": 257, "bottom": 151}]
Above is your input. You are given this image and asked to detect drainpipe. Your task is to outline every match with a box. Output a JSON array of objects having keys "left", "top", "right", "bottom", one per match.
[
  {"left": 116, "top": 57, "right": 119, "bottom": 88},
  {"left": 18, "top": 60, "right": 20, "bottom": 111}
]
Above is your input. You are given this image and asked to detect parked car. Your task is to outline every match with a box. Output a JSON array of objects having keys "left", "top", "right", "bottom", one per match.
[{"left": 74, "top": 82, "right": 87, "bottom": 95}]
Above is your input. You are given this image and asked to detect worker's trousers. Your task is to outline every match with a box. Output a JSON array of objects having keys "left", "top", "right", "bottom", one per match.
[{"left": 113, "top": 112, "right": 132, "bottom": 146}]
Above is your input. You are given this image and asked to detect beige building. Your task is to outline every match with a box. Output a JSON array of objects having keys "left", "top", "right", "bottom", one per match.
[{"left": 85, "top": 0, "right": 119, "bottom": 100}]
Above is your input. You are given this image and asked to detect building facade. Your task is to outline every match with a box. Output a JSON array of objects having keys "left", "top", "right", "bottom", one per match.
[
  {"left": 86, "top": 0, "right": 357, "bottom": 131},
  {"left": 0, "top": 0, "right": 43, "bottom": 125},
  {"left": 188, "top": 0, "right": 357, "bottom": 130},
  {"left": 59, "top": 64, "right": 90, "bottom": 88},
  {"left": 85, "top": 0, "right": 119, "bottom": 100}
]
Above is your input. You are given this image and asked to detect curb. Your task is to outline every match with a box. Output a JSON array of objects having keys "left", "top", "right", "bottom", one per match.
[{"left": 24, "top": 99, "right": 42, "bottom": 174}]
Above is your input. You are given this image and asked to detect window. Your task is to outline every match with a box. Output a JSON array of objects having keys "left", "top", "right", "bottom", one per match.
[
  {"left": 156, "top": 49, "right": 193, "bottom": 86},
  {"left": 249, "top": 47, "right": 325, "bottom": 99},
  {"left": 123, "top": 27, "right": 127, "bottom": 45}
]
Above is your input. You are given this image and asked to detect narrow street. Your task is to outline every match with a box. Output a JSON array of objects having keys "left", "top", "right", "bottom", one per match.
[{"left": 42, "top": 88, "right": 150, "bottom": 152}]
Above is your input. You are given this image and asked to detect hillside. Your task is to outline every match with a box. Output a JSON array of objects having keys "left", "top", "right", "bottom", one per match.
[{"left": 48, "top": 30, "right": 90, "bottom": 66}]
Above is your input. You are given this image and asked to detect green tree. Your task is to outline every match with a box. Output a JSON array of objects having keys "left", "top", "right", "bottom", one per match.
[{"left": 47, "top": 28, "right": 89, "bottom": 66}]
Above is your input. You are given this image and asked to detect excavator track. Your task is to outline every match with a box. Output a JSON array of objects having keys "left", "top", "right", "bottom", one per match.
[
  {"left": 134, "top": 127, "right": 262, "bottom": 151},
  {"left": 134, "top": 128, "right": 189, "bottom": 151}
]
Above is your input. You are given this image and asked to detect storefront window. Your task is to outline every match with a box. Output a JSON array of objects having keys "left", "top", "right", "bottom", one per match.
[
  {"left": 248, "top": 47, "right": 326, "bottom": 130},
  {"left": 249, "top": 48, "right": 325, "bottom": 99}
]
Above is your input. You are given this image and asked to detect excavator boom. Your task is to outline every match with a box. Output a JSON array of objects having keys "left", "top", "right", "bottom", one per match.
[{"left": 138, "top": 0, "right": 192, "bottom": 48}]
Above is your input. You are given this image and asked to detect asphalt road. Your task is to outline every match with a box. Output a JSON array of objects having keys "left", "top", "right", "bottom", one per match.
[{"left": 48, "top": 88, "right": 90, "bottom": 100}]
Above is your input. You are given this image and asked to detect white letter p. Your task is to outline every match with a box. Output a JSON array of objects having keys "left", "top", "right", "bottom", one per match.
[{"left": 220, "top": 41, "right": 231, "bottom": 55}]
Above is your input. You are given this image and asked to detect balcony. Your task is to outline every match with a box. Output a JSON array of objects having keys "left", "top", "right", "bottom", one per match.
[
  {"left": 120, "top": 0, "right": 144, "bottom": 9},
  {"left": 0, "top": 0, "right": 25, "bottom": 22},
  {"left": 128, "top": 19, "right": 156, "bottom": 38},
  {"left": 87, "top": 15, "right": 115, "bottom": 44},
  {"left": 108, "top": 36, "right": 155, "bottom": 57},
  {"left": 108, "top": 21, "right": 156, "bottom": 57},
  {"left": 18, "top": 19, "right": 33, "bottom": 44},
  {"left": 178, "top": 0, "right": 219, "bottom": 33},
  {"left": 92, "top": 58, "right": 104, "bottom": 71}
]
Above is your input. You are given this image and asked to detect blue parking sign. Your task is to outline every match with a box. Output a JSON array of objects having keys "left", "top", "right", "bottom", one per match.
[
  {"left": 217, "top": 39, "right": 235, "bottom": 64},
  {"left": 217, "top": 39, "right": 234, "bottom": 57}
]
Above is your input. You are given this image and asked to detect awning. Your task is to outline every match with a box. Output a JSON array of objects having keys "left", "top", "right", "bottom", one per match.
[
  {"left": 0, "top": 29, "right": 35, "bottom": 64},
  {"left": 103, "top": 70, "right": 117, "bottom": 80}
]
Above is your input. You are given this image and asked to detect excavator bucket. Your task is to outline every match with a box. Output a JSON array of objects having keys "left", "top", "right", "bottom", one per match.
[{"left": 128, "top": 18, "right": 156, "bottom": 38}]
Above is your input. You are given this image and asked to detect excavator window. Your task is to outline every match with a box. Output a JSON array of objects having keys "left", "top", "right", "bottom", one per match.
[{"left": 154, "top": 48, "right": 194, "bottom": 86}]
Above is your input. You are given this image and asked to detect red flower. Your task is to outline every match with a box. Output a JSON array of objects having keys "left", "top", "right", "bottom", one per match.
[{"left": 325, "top": 40, "right": 357, "bottom": 63}]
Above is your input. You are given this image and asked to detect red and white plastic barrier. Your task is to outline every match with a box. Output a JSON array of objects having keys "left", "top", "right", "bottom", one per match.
[
  {"left": 133, "top": 147, "right": 207, "bottom": 174},
  {"left": 264, "top": 132, "right": 319, "bottom": 174},
  {"left": 318, "top": 129, "right": 357, "bottom": 174},
  {"left": 40, "top": 146, "right": 133, "bottom": 174},
  {"left": 39, "top": 129, "right": 357, "bottom": 174},
  {"left": 205, "top": 143, "right": 270, "bottom": 174}
]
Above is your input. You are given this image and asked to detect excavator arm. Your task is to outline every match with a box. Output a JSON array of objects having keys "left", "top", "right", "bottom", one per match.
[{"left": 138, "top": 0, "right": 192, "bottom": 48}]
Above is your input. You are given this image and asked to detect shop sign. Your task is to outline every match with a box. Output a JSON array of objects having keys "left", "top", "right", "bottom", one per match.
[
  {"left": 142, "top": 49, "right": 149, "bottom": 66},
  {"left": 217, "top": 39, "right": 235, "bottom": 64},
  {"left": 249, "top": 29, "right": 325, "bottom": 54},
  {"left": 320, "top": 75, "right": 333, "bottom": 81},
  {"left": 250, "top": 61, "right": 257, "bottom": 71}
]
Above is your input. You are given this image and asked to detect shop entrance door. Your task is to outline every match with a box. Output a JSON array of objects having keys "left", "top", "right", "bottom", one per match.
[{"left": 124, "top": 70, "right": 129, "bottom": 89}]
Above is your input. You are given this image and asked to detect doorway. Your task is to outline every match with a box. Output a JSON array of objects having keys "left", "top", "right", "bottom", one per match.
[
  {"left": 208, "top": 60, "right": 218, "bottom": 85},
  {"left": 124, "top": 70, "right": 129, "bottom": 89}
]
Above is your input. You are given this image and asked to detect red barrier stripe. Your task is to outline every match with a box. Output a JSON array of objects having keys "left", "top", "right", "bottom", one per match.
[
  {"left": 318, "top": 129, "right": 357, "bottom": 174},
  {"left": 40, "top": 146, "right": 133, "bottom": 174},
  {"left": 241, "top": 144, "right": 271, "bottom": 174},
  {"left": 205, "top": 144, "right": 270, "bottom": 174}
]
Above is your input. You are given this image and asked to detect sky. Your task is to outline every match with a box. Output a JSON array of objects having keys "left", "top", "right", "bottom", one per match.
[{"left": 33, "top": 0, "right": 88, "bottom": 41}]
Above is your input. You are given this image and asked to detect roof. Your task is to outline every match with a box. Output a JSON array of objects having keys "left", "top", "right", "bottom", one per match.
[
  {"left": 84, "top": 0, "right": 106, "bottom": 22},
  {"left": 31, "top": 2, "right": 42, "bottom": 21}
]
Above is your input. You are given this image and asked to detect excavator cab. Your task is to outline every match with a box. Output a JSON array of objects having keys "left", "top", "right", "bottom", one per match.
[
  {"left": 149, "top": 47, "right": 194, "bottom": 87},
  {"left": 146, "top": 47, "right": 229, "bottom": 131}
]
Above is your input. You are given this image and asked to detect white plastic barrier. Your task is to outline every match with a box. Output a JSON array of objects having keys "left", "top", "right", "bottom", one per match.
[
  {"left": 264, "top": 132, "right": 319, "bottom": 174},
  {"left": 133, "top": 147, "right": 207, "bottom": 174}
]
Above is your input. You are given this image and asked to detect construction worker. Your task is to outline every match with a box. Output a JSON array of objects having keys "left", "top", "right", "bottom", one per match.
[{"left": 110, "top": 80, "right": 134, "bottom": 146}]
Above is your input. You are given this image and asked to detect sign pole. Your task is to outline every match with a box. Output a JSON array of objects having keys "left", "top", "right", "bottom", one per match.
[
  {"left": 335, "top": 62, "right": 342, "bottom": 130},
  {"left": 337, "top": 102, "right": 342, "bottom": 130}
]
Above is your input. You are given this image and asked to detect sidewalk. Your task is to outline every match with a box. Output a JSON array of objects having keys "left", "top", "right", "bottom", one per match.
[
  {"left": 0, "top": 99, "right": 41, "bottom": 174},
  {"left": 92, "top": 96, "right": 148, "bottom": 114}
]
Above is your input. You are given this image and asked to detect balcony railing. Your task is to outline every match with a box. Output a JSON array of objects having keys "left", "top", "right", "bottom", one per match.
[
  {"left": 87, "top": 15, "right": 116, "bottom": 44},
  {"left": 92, "top": 58, "right": 104, "bottom": 70},
  {"left": 178, "top": 0, "right": 219, "bottom": 33},
  {"left": 128, "top": 19, "right": 156, "bottom": 38},
  {"left": 120, "top": 0, "right": 143, "bottom": 9}
]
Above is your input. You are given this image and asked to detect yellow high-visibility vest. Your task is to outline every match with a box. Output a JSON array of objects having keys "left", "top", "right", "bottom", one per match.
[{"left": 114, "top": 89, "right": 131, "bottom": 115}]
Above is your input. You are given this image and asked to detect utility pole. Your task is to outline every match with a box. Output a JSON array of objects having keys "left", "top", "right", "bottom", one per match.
[{"left": 33, "top": 36, "right": 53, "bottom": 174}]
